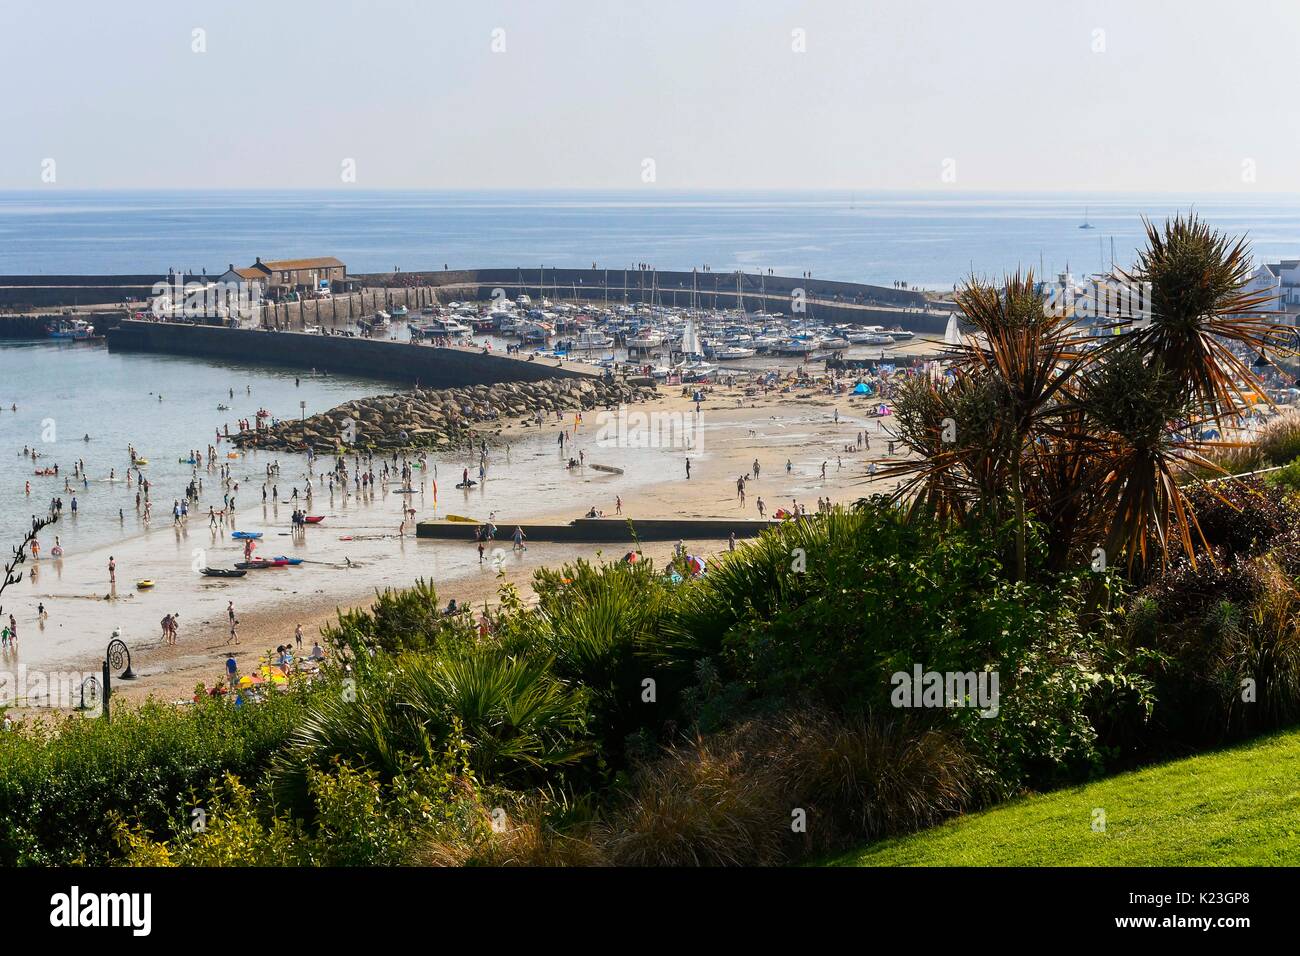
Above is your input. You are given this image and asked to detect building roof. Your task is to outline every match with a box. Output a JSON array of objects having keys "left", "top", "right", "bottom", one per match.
[
  {"left": 230, "top": 267, "right": 266, "bottom": 280},
  {"left": 259, "top": 257, "right": 345, "bottom": 272}
]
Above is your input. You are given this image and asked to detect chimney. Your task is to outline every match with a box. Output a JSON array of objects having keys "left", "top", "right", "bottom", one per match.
[{"left": 256, "top": 257, "right": 262, "bottom": 264}]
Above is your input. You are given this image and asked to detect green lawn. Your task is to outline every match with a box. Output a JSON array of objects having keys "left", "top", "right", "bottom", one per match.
[{"left": 829, "top": 729, "right": 1300, "bottom": 866}]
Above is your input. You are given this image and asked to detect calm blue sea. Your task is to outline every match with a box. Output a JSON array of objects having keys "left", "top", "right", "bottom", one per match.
[{"left": 4, "top": 190, "right": 1300, "bottom": 289}]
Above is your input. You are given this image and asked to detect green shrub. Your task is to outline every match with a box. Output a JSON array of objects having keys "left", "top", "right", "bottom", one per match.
[
  {"left": 116, "top": 755, "right": 485, "bottom": 867},
  {"left": 0, "top": 686, "right": 318, "bottom": 865},
  {"left": 271, "top": 648, "right": 594, "bottom": 812}
]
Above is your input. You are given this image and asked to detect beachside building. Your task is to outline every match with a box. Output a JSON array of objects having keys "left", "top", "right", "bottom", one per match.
[
  {"left": 1242, "top": 260, "right": 1297, "bottom": 315},
  {"left": 220, "top": 256, "right": 346, "bottom": 298}
]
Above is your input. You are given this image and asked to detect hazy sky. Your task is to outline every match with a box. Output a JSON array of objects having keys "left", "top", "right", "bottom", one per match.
[{"left": 2, "top": 0, "right": 1295, "bottom": 191}]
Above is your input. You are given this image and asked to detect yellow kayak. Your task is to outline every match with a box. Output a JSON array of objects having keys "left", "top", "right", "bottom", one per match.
[
  {"left": 445, "top": 514, "right": 479, "bottom": 523},
  {"left": 133, "top": 459, "right": 149, "bottom": 466},
  {"left": 136, "top": 579, "right": 155, "bottom": 589}
]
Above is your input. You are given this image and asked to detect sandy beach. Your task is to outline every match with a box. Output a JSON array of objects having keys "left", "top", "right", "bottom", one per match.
[{"left": 2, "top": 371, "right": 909, "bottom": 716}]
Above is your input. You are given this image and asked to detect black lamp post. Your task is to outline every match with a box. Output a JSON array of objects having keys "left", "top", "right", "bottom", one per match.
[
  {"left": 108, "top": 637, "right": 135, "bottom": 680},
  {"left": 100, "top": 636, "right": 134, "bottom": 723}
]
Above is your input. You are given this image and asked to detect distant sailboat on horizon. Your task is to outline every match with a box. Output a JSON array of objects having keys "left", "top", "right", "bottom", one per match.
[{"left": 1079, "top": 206, "right": 1095, "bottom": 229}]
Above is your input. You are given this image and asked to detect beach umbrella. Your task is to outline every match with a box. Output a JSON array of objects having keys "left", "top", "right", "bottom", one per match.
[
  {"left": 686, "top": 555, "right": 706, "bottom": 575},
  {"left": 238, "top": 674, "right": 265, "bottom": 687}
]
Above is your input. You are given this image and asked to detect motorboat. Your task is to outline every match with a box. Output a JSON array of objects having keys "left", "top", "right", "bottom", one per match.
[{"left": 715, "top": 345, "right": 757, "bottom": 360}]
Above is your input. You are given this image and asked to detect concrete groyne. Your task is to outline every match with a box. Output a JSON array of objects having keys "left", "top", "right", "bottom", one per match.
[
  {"left": 105, "top": 320, "right": 603, "bottom": 388},
  {"left": 416, "top": 516, "right": 773, "bottom": 543}
]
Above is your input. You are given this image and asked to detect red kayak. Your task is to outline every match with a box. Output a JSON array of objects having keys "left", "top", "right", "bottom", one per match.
[{"left": 303, "top": 516, "right": 324, "bottom": 524}]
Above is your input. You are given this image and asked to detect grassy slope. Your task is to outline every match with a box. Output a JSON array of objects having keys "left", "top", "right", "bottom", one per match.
[{"left": 830, "top": 729, "right": 1300, "bottom": 866}]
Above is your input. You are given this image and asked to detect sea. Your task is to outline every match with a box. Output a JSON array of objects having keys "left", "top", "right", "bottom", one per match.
[
  {"left": 4, "top": 190, "right": 1300, "bottom": 288},
  {"left": 3, "top": 188, "right": 1300, "bottom": 557}
]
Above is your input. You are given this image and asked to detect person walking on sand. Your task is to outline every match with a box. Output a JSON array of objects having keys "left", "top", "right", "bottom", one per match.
[
  {"left": 685, "top": 458, "right": 691, "bottom": 480},
  {"left": 821, "top": 461, "right": 827, "bottom": 480},
  {"left": 615, "top": 495, "right": 622, "bottom": 515},
  {"left": 227, "top": 618, "right": 240, "bottom": 645},
  {"left": 752, "top": 458, "right": 760, "bottom": 479},
  {"left": 295, "top": 623, "right": 304, "bottom": 651},
  {"left": 757, "top": 497, "right": 766, "bottom": 519},
  {"left": 512, "top": 526, "right": 527, "bottom": 552},
  {"left": 786, "top": 458, "right": 792, "bottom": 474}
]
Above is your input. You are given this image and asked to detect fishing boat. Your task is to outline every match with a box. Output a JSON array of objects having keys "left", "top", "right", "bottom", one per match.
[
  {"left": 391, "top": 305, "right": 409, "bottom": 320},
  {"left": 201, "top": 568, "right": 247, "bottom": 578},
  {"left": 886, "top": 326, "right": 915, "bottom": 340},
  {"left": 47, "top": 318, "right": 94, "bottom": 340}
]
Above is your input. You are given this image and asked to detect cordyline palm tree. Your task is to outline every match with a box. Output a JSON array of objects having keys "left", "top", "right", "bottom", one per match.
[{"left": 883, "top": 214, "right": 1285, "bottom": 580}]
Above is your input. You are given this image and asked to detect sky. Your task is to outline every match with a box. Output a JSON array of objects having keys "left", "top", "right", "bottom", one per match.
[{"left": 0, "top": 0, "right": 1296, "bottom": 192}]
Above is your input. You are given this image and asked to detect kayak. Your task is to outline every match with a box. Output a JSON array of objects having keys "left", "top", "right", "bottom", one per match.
[
  {"left": 179, "top": 458, "right": 197, "bottom": 464},
  {"left": 133, "top": 459, "right": 148, "bottom": 466},
  {"left": 303, "top": 516, "right": 324, "bottom": 524},
  {"left": 231, "top": 531, "right": 263, "bottom": 539},
  {"left": 446, "top": 514, "right": 478, "bottom": 523},
  {"left": 455, "top": 480, "right": 476, "bottom": 489},
  {"left": 33, "top": 469, "right": 56, "bottom": 476},
  {"left": 397, "top": 487, "right": 418, "bottom": 494},
  {"left": 236, "top": 559, "right": 289, "bottom": 569},
  {"left": 136, "top": 580, "right": 155, "bottom": 589},
  {"left": 590, "top": 464, "right": 624, "bottom": 475},
  {"left": 271, "top": 556, "right": 304, "bottom": 566},
  {"left": 201, "top": 568, "right": 247, "bottom": 578}
]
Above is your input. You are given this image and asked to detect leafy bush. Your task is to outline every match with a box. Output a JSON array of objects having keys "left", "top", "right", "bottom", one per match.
[
  {"left": 323, "top": 578, "right": 475, "bottom": 659},
  {"left": 0, "top": 687, "right": 318, "bottom": 865},
  {"left": 116, "top": 755, "right": 485, "bottom": 867},
  {"left": 271, "top": 648, "right": 593, "bottom": 812}
]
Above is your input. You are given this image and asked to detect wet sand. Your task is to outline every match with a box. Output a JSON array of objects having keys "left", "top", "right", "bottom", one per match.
[{"left": 4, "top": 377, "right": 904, "bottom": 714}]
